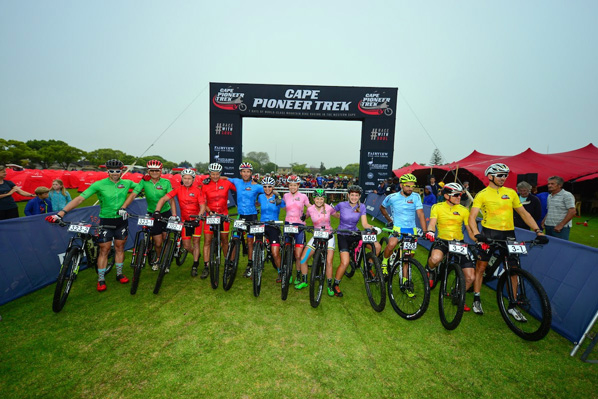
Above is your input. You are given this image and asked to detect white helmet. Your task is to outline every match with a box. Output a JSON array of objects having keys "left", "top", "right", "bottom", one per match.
[
  {"left": 208, "top": 163, "right": 222, "bottom": 172},
  {"left": 442, "top": 183, "right": 463, "bottom": 195},
  {"left": 485, "top": 163, "right": 510, "bottom": 176},
  {"left": 181, "top": 168, "right": 196, "bottom": 177},
  {"left": 261, "top": 177, "right": 275, "bottom": 186}
]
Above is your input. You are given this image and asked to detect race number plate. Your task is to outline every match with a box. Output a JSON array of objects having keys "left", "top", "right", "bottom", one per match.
[
  {"left": 249, "top": 225, "right": 265, "bottom": 234},
  {"left": 166, "top": 222, "right": 183, "bottom": 232},
  {"left": 362, "top": 234, "right": 377, "bottom": 243},
  {"left": 448, "top": 241, "right": 468, "bottom": 255},
  {"left": 313, "top": 230, "right": 329, "bottom": 239},
  {"left": 137, "top": 217, "right": 154, "bottom": 227},
  {"left": 68, "top": 224, "right": 90, "bottom": 234},
  {"left": 233, "top": 220, "right": 247, "bottom": 230},
  {"left": 284, "top": 225, "right": 299, "bottom": 234},
  {"left": 402, "top": 241, "right": 417, "bottom": 251},
  {"left": 206, "top": 216, "right": 221, "bottom": 225},
  {"left": 507, "top": 242, "right": 527, "bottom": 255}
]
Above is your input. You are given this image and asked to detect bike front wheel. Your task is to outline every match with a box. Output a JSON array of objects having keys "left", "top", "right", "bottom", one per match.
[
  {"left": 280, "top": 244, "right": 294, "bottom": 301},
  {"left": 209, "top": 236, "right": 220, "bottom": 290},
  {"left": 496, "top": 267, "right": 552, "bottom": 341},
  {"left": 363, "top": 248, "right": 386, "bottom": 312},
  {"left": 388, "top": 258, "right": 430, "bottom": 320},
  {"left": 130, "top": 238, "right": 146, "bottom": 295},
  {"left": 309, "top": 248, "right": 325, "bottom": 308},
  {"left": 223, "top": 238, "right": 240, "bottom": 291},
  {"left": 154, "top": 239, "right": 174, "bottom": 295},
  {"left": 252, "top": 241, "right": 265, "bottom": 297},
  {"left": 438, "top": 262, "right": 465, "bottom": 330},
  {"left": 175, "top": 247, "right": 188, "bottom": 266},
  {"left": 52, "top": 247, "right": 81, "bottom": 313}
]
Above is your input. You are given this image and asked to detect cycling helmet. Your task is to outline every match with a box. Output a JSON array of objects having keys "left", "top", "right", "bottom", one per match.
[
  {"left": 442, "top": 182, "right": 463, "bottom": 195},
  {"left": 239, "top": 162, "right": 253, "bottom": 170},
  {"left": 261, "top": 177, "right": 275, "bottom": 186},
  {"left": 347, "top": 185, "right": 363, "bottom": 194},
  {"left": 287, "top": 175, "right": 301, "bottom": 184},
  {"left": 105, "top": 159, "right": 123, "bottom": 169},
  {"left": 485, "top": 163, "right": 510, "bottom": 176},
  {"left": 181, "top": 168, "right": 196, "bottom": 177},
  {"left": 399, "top": 173, "right": 417, "bottom": 183},
  {"left": 208, "top": 163, "right": 222, "bottom": 172},
  {"left": 146, "top": 159, "right": 163, "bottom": 169},
  {"left": 313, "top": 189, "right": 326, "bottom": 198}
]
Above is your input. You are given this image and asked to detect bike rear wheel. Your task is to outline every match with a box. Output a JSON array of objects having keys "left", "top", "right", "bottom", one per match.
[
  {"left": 280, "top": 243, "right": 294, "bottom": 300},
  {"left": 209, "top": 236, "right": 220, "bottom": 290},
  {"left": 363, "top": 248, "right": 386, "bottom": 312},
  {"left": 388, "top": 258, "right": 430, "bottom": 320},
  {"left": 52, "top": 247, "right": 81, "bottom": 313},
  {"left": 153, "top": 239, "right": 174, "bottom": 295},
  {"left": 130, "top": 238, "right": 146, "bottom": 295},
  {"left": 309, "top": 248, "right": 325, "bottom": 308},
  {"left": 223, "top": 238, "right": 240, "bottom": 291},
  {"left": 252, "top": 241, "right": 265, "bottom": 297},
  {"left": 496, "top": 267, "right": 552, "bottom": 341},
  {"left": 438, "top": 262, "right": 465, "bottom": 330}
]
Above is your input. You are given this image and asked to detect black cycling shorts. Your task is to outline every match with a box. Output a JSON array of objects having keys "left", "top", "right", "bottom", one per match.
[
  {"left": 265, "top": 225, "right": 281, "bottom": 246},
  {"left": 97, "top": 217, "right": 129, "bottom": 243},
  {"left": 150, "top": 209, "right": 171, "bottom": 236},
  {"left": 430, "top": 240, "right": 475, "bottom": 269},
  {"left": 477, "top": 227, "right": 518, "bottom": 267},
  {"left": 337, "top": 234, "right": 360, "bottom": 253}
]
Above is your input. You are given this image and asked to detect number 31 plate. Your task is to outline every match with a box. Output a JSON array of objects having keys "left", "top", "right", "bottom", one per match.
[{"left": 507, "top": 242, "right": 527, "bottom": 254}]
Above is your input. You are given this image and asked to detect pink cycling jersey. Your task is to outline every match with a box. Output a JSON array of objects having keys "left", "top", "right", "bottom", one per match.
[
  {"left": 283, "top": 191, "right": 311, "bottom": 224},
  {"left": 305, "top": 204, "right": 336, "bottom": 232}
]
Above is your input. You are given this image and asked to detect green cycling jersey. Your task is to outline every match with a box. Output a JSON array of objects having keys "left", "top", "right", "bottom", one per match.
[
  {"left": 133, "top": 178, "right": 172, "bottom": 213},
  {"left": 80, "top": 178, "right": 137, "bottom": 218}
]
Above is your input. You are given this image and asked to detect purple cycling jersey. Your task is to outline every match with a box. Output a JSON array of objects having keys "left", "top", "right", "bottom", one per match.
[{"left": 334, "top": 201, "right": 366, "bottom": 233}]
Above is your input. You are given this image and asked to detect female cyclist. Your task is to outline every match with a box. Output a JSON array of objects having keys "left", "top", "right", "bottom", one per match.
[
  {"left": 256, "top": 177, "right": 285, "bottom": 282},
  {"left": 282, "top": 175, "right": 311, "bottom": 284},
  {"left": 331, "top": 185, "right": 380, "bottom": 297}
]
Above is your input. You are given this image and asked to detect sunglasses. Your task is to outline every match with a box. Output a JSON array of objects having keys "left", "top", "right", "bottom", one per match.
[
  {"left": 149, "top": 169, "right": 161, "bottom": 172},
  {"left": 449, "top": 193, "right": 463, "bottom": 197},
  {"left": 403, "top": 184, "right": 415, "bottom": 188},
  {"left": 492, "top": 173, "right": 509, "bottom": 178},
  {"left": 108, "top": 169, "right": 122, "bottom": 174},
  {"left": 263, "top": 185, "right": 273, "bottom": 188}
]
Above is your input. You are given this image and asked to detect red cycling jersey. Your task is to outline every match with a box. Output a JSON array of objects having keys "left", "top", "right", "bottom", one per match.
[
  {"left": 166, "top": 185, "right": 206, "bottom": 221},
  {"left": 201, "top": 179, "right": 236, "bottom": 214}
]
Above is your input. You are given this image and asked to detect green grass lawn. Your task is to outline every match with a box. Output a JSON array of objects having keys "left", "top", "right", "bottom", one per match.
[{"left": 1, "top": 208, "right": 597, "bottom": 399}]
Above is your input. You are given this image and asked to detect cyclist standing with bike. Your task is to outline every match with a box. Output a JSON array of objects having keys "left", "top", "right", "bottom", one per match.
[
  {"left": 426, "top": 183, "right": 476, "bottom": 311},
  {"left": 283, "top": 175, "right": 311, "bottom": 285},
  {"left": 155, "top": 168, "right": 206, "bottom": 276},
  {"left": 120, "top": 160, "right": 175, "bottom": 269},
  {"left": 379, "top": 174, "right": 428, "bottom": 274},
  {"left": 46, "top": 159, "right": 134, "bottom": 292},
  {"left": 332, "top": 185, "right": 379, "bottom": 297},
  {"left": 201, "top": 163, "right": 236, "bottom": 279},
  {"left": 228, "top": 162, "right": 265, "bottom": 278},
  {"left": 468, "top": 163, "right": 548, "bottom": 317},
  {"left": 256, "top": 177, "right": 285, "bottom": 282}
]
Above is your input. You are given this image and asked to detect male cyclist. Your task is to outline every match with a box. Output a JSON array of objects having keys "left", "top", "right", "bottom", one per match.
[
  {"left": 283, "top": 175, "right": 311, "bottom": 284},
  {"left": 120, "top": 160, "right": 176, "bottom": 269},
  {"left": 426, "top": 183, "right": 476, "bottom": 311},
  {"left": 468, "top": 163, "right": 548, "bottom": 318},
  {"left": 155, "top": 168, "right": 206, "bottom": 276},
  {"left": 201, "top": 163, "right": 236, "bottom": 279},
  {"left": 228, "top": 162, "right": 265, "bottom": 278},
  {"left": 257, "top": 177, "right": 285, "bottom": 282},
  {"left": 46, "top": 159, "right": 135, "bottom": 292},
  {"left": 379, "top": 174, "right": 428, "bottom": 274}
]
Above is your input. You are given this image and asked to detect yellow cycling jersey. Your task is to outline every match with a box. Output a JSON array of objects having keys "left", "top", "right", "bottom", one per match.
[
  {"left": 430, "top": 202, "right": 469, "bottom": 241},
  {"left": 472, "top": 186, "right": 522, "bottom": 231}
]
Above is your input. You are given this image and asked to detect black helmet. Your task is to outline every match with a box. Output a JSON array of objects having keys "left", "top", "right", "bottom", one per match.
[
  {"left": 347, "top": 185, "right": 362, "bottom": 194},
  {"left": 106, "top": 159, "right": 123, "bottom": 169}
]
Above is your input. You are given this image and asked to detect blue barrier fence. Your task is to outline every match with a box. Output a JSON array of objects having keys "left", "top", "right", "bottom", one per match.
[{"left": 364, "top": 193, "right": 598, "bottom": 344}]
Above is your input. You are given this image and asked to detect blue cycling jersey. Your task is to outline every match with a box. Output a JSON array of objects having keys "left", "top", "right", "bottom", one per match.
[
  {"left": 381, "top": 191, "right": 423, "bottom": 229},
  {"left": 257, "top": 193, "right": 285, "bottom": 221},
  {"left": 229, "top": 178, "right": 264, "bottom": 215}
]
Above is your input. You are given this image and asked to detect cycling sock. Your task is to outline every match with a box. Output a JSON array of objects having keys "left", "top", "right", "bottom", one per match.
[
  {"left": 382, "top": 256, "right": 389, "bottom": 265},
  {"left": 334, "top": 279, "right": 341, "bottom": 285},
  {"left": 302, "top": 274, "right": 308, "bottom": 283},
  {"left": 98, "top": 268, "right": 106, "bottom": 281},
  {"left": 327, "top": 278, "right": 332, "bottom": 287},
  {"left": 474, "top": 292, "right": 481, "bottom": 302},
  {"left": 204, "top": 261, "right": 209, "bottom": 268},
  {"left": 296, "top": 270, "right": 302, "bottom": 280},
  {"left": 115, "top": 263, "right": 124, "bottom": 275},
  {"left": 300, "top": 247, "right": 313, "bottom": 264},
  {"left": 192, "top": 260, "right": 199, "bottom": 268}
]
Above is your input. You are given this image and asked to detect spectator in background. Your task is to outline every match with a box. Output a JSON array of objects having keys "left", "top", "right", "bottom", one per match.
[
  {"left": 535, "top": 188, "right": 549, "bottom": 222},
  {"left": 423, "top": 185, "right": 437, "bottom": 206},
  {"left": 49, "top": 179, "right": 72, "bottom": 213},
  {"left": 25, "top": 186, "right": 53, "bottom": 216},
  {"left": 375, "top": 180, "right": 387, "bottom": 196},
  {"left": 0, "top": 165, "right": 35, "bottom": 220},
  {"left": 542, "top": 176, "right": 576, "bottom": 240},
  {"left": 514, "top": 181, "right": 542, "bottom": 229},
  {"left": 428, "top": 175, "right": 440, "bottom": 198}
]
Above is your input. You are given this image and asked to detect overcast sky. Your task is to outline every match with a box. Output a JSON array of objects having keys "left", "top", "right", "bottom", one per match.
[{"left": 1, "top": 1, "right": 596, "bottom": 169}]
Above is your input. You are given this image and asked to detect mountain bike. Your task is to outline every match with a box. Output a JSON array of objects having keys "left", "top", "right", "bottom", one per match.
[
  {"left": 206, "top": 213, "right": 236, "bottom": 290},
  {"left": 299, "top": 226, "right": 334, "bottom": 308},
  {"left": 380, "top": 228, "right": 430, "bottom": 320},
  {"left": 52, "top": 220, "right": 116, "bottom": 312},
  {"left": 247, "top": 220, "right": 284, "bottom": 297},
  {"left": 153, "top": 216, "right": 201, "bottom": 295},
  {"left": 482, "top": 238, "right": 552, "bottom": 341},
  {"left": 280, "top": 223, "right": 306, "bottom": 301},
  {"left": 129, "top": 214, "right": 158, "bottom": 295},
  {"left": 223, "top": 216, "right": 248, "bottom": 291},
  {"left": 337, "top": 229, "right": 386, "bottom": 312}
]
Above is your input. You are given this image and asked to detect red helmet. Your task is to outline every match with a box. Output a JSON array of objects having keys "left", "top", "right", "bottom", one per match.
[{"left": 146, "top": 160, "right": 163, "bottom": 169}]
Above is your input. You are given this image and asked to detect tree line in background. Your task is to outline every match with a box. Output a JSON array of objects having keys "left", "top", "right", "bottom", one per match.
[{"left": 0, "top": 140, "right": 361, "bottom": 176}]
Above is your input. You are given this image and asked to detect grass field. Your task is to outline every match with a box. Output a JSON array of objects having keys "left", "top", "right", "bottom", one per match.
[{"left": 1, "top": 202, "right": 597, "bottom": 399}]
